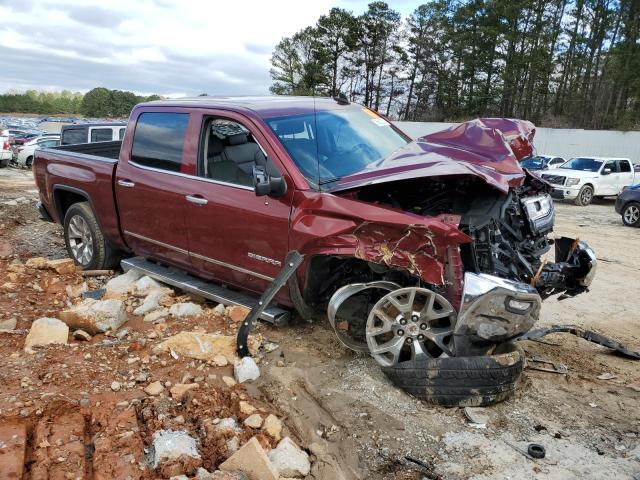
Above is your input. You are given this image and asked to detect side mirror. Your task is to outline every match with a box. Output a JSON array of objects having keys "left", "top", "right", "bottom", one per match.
[
  {"left": 252, "top": 164, "right": 287, "bottom": 197},
  {"left": 602, "top": 167, "right": 612, "bottom": 175}
]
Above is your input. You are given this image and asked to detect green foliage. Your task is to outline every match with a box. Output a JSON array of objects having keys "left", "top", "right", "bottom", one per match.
[
  {"left": 269, "top": 0, "right": 640, "bottom": 129},
  {"left": 0, "top": 87, "right": 163, "bottom": 117}
]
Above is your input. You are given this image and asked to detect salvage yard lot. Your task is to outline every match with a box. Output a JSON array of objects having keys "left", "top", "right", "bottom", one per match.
[{"left": 0, "top": 166, "right": 639, "bottom": 479}]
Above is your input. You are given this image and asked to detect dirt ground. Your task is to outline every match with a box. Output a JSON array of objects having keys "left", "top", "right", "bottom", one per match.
[{"left": 1, "top": 166, "right": 639, "bottom": 479}]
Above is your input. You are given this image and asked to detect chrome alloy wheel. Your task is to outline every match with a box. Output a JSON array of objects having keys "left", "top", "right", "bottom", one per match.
[
  {"left": 580, "top": 187, "right": 593, "bottom": 205},
  {"left": 624, "top": 204, "right": 640, "bottom": 225},
  {"left": 67, "top": 215, "right": 94, "bottom": 265},
  {"left": 366, "top": 287, "right": 456, "bottom": 367}
]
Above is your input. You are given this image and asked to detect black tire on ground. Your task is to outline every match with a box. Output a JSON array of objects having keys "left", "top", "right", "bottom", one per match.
[
  {"left": 574, "top": 185, "right": 594, "bottom": 206},
  {"left": 381, "top": 342, "right": 524, "bottom": 407},
  {"left": 63, "top": 202, "right": 121, "bottom": 270},
  {"left": 25, "top": 156, "right": 33, "bottom": 168},
  {"left": 622, "top": 201, "right": 640, "bottom": 227},
  {"left": 0, "top": 159, "right": 8, "bottom": 168}
]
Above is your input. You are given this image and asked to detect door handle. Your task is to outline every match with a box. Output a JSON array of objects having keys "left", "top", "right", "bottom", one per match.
[
  {"left": 186, "top": 194, "right": 208, "bottom": 205},
  {"left": 117, "top": 179, "right": 135, "bottom": 188}
]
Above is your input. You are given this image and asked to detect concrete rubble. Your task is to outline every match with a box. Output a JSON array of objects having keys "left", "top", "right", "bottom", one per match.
[
  {"left": 234, "top": 357, "right": 260, "bottom": 383},
  {"left": 59, "top": 298, "right": 127, "bottom": 334},
  {"left": 24, "top": 317, "right": 69, "bottom": 353},
  {"left": 219, "top": 436, "right": 279, "bottom": 480},
  {"left": 268, "top": 437, "right": 311, "bottom": 478}
]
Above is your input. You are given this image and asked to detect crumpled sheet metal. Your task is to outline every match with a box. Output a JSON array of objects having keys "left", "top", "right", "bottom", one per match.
[
  {"left": 517, "top": 325, "right": 640, "bottom": 360},
  {"left": 352, "top": 222, "right": 444, "bottom": 285}
]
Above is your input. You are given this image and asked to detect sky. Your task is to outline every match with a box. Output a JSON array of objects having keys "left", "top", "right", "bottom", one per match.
[{"left": 0, "top": 0, "right": 417, "bottom": 97}]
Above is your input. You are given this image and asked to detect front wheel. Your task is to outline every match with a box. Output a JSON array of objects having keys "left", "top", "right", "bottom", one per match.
[
  {"left": 25, "top": 156, "right": 33, "bottom": 168},
  {"left": 574, "top": 185, "right": 594, "bottom": 206},
  {"left": 622, "top": 202, "right": 640, "bottom": 227},
  {"left": 63, "top": 202, "right": 121, "bottom": 270}
]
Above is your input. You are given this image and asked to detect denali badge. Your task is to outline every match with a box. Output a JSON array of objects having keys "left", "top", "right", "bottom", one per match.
[{"left": 248, "top": 252, "right": 282, "bottom": 267}]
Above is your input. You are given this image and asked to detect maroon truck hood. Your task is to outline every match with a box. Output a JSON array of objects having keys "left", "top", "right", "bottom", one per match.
[{"left": 328, "top": 118, "right": 536, "bottom": 194}]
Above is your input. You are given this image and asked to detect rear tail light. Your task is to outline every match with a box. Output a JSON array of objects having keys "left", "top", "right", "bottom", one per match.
[{"left": 2, "top": 141, "right": 9, "bottom": 150}]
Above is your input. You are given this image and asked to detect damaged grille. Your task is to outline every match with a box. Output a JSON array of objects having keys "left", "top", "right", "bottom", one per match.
[{"left": 541, "top": 174, "right": 566, "bottom": 185}]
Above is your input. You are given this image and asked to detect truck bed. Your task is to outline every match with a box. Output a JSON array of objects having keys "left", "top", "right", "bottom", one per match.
[{"left": 32, "top": 140, "right": 127, "bottom": 250}]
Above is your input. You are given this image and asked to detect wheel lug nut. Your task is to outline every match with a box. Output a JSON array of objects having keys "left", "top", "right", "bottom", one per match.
[
  {"left": 406, "top": 338, "right": 413, "bottom": 344},
  {"left": 411, "top": 315, "right": 419, "bottom": 321},
  {"left": 418, "top": 334, "right": 424, "bottom": 340},
  {"left": 420, "top": 323, "right": 427, "bottom": 330},
  {"left": 399, "top": 319, "right": 407, "bottom": 325},
  {"left": 397, "top": 329, "right": 404, "bottom": 336}
]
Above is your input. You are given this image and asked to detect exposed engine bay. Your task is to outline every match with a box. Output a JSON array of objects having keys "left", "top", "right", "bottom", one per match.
[{"left": 326, "top": 173, "right": 597, "bottom": 361}]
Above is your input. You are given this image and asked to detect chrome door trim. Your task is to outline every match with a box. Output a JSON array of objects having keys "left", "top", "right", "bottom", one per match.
[{"left": 123, "top": 230, "right": 274, "bottom": 282}]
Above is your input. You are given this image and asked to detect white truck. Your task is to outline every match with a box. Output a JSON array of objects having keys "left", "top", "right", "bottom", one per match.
[{"left": 542, "top": 157, "right": 637, "bottom": 206}]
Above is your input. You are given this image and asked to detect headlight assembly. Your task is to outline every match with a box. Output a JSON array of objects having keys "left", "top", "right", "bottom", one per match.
[{"left": 566, "top": 177, "right": 580, "bottom": 187}]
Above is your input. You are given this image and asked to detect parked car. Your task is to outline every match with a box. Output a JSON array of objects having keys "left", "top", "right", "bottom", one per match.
[
  {"left": 542, "top": 157, "right": 636, "bottom": 206},
  {"left": 520, "top": 155, "right": 565, "bottom": 171},
  {"left": 0, "top": 131, "right": 12, "bottom": 167},
  {"left": 33, "top": 97, "right": 596, "bottom": 405},
  {"left": 615, "top": 184, "right": 640, "bottom": 227},
  {"left": 15, "top": 135, "right": 61, "bottom": 168},
  {"left": 60, "top": 122, "right": 126, "bottom": 145}
]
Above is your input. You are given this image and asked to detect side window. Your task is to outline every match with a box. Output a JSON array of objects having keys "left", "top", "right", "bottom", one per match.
[
  {"left": 131, "top": 112, "right": 189, "bottom": 172},
  {"left": 199, "top": 117, "right": 266, "bottom": 187},
  {"left": 62, "top": 128, "right": 87, "bottom": 145},
  {"left": 40, "top": 140, "right": 58, "bottom": 148},
  {"left": 90, "top": 128, "right": 113, "bottom": 142},
  {"left": 551, "top": 158, "right": 564, "bottom": 165},
  {"left": 604, "top": 161, "right": 618, "bottom": 173},
  {"left": 119, "top": 128, "right": 126, "bottom": 140},
  {"left": 618, "top": 160, "right": 631, "bottom": 173}
]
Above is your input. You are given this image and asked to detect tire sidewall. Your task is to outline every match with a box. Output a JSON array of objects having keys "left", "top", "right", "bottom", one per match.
[
  {"left": 63, "top": 203, "right": 103, "bottom": 270},
  {"left": 575, "top": 185, "right": 593, "bottom": 206}
]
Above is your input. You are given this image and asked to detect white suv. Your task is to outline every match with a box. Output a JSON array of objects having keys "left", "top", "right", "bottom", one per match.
[{"left": 542, "top": 157, "right": 637, "bottom": 206}]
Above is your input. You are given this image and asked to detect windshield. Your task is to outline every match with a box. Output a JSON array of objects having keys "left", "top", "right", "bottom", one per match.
[
  {"left": 559, "top": 157, "right": 603, "bottom": 172},
  {"left": 265, "top": 107, "right": 410, "bottom": 187},
  {"left": 520, "top": 156, "right": 549, "bottom": 169}
]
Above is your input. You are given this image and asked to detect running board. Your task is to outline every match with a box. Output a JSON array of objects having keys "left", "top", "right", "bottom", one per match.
[{"left": 121, "top": 256, "right": 290, "bottom": 326}]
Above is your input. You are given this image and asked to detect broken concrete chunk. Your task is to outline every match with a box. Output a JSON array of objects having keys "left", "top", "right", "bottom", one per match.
[
  {"left": 0, "top": 317, "right": 17, "bottom": 332},
  {"left": 219, "top": 436, "right": 279, "bottom": 480},
  {"left": 59, "top": 298, "right": 127, "bottom": 335},
  {"left": 169, "top": 302, "right": 203, "bottom": 318},
  {"left": 24, "top": 317, "right": 69, "bottom": 353},
  {"left": 144, "top": 381, "right": 165, "bottom": 396},
  {"left": 197, "top": 468, "right": 247, "bottom": 479},
  {"left": 464, "top": 407, "right": 489, "bottom": 428},
  {"left": 234, "top": 357, "right": 260, "bottom": 384},
  {"left": 47, "top": 258, "right": 76, "bottom": 275},
  {"left": 268, "top": 437, "right": 310, "bottom": 478},
  {"left": 132, "top": 275, "right": 163, "bottom": 296},
  {"left": 66, "top": 282, "right": 88, "bottom": 298},
  {"left": 134, "top": 289, "right": 172, "bottom": 316},
  {"left": 243, "top": 414, "right": 263, "bottom": 429},
  {"left": 25, "top": 257, "right": 49, "bottom": 269},
  {"left": 152, "top": 430, "right": 201, "bottom": 468},
  {"left": 213, "top": 303, "right": 226, "bottom": 316},
  {"left": 105, "top": 269, "right": 142, "bottom": 294},
  {"left": 239, "top": 401, "right": 256, "bottom": 415},
  {"left": 213, "top": 354, "right": 228, "bottom": 367},
  {"left": 262, "top": 414, "right": 282, "bottom": 440},
  {"left": 170, "top": 383, "right": 199, "bottom": 402},
  {"left": 153, "top": 332, "right": 238, "bottom": 362},
  {"left": 226, "top": 305, "right": 250, "bottom": 323},
  {"left": 73, "top": 329, "right": 92, "bottom": 341},
  {"left": 222, "top": 376, "right": 236, "bottom": 387},
  {"left": 144, "top": 308, "right": 170, "bottom": 323}
]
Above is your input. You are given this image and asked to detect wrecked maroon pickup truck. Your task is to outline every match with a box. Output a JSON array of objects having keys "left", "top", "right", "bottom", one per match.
[{"left": 33, "top": 96, "right": 596, "bottom": 406}]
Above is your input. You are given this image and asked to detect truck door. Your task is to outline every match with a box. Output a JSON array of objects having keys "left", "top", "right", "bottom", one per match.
[
  {"left": 599, "top": 160, "right": 619, "bottom": 195},
  {"left": 618, "top": 160, "right": 634, "bottom": 191},
  {"left": 181, "top": 112, "right": 293, "bottom": 297},
  {"left": 115, "top": 111, "right": 193, "bottom": 268}
]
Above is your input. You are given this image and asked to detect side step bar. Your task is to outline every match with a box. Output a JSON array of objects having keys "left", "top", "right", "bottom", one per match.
[{"left": 121, "top": 256, "right": 290, "bottom": 326}]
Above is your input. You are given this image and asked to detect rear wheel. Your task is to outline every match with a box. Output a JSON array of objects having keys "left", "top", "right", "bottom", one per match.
[
  {"left": 574, "top": 185, "right": 594, "bottom": 206},
  {"left": 622, "top": 202, "right": 640, "bottom": 227},
  {"left": 63, "top": 202, "right": 120, "bottom": 270}
]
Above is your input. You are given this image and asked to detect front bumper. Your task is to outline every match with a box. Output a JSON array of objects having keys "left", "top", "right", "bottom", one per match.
[{"left": 551, "top": 185, "right": 581, "bottom": 200}]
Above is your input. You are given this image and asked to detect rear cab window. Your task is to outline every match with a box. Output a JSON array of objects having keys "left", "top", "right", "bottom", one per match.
[
  {"left": 90, "top": 128, "right": 114, "bottom": 142},
  {"left": 62, "top": 128, "right": 88, "bottom": 145},
  {"left": 130, "top": 112, "right": 189, "bottom": 172},
  {"left": 618, "top": 160, "right": 631, "bottom": 172}
]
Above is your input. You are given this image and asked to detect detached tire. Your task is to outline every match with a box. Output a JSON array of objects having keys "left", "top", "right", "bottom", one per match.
[
  {"left": 381, "top": 342, "right": 524, "bottom": 407},
  {"left": 574, "top": 185, "right": 594, "bottom": 206},
  {"left": 63, "top": 202, "right": 121, "bottom": 270}
]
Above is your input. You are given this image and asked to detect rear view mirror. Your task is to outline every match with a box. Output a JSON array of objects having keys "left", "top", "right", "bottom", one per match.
[
  {"left": 252, "top": 162, "right": 286, "bottom": 197},
  {"left": 602, "top": 167, "right": 612, "bottom": 175}
]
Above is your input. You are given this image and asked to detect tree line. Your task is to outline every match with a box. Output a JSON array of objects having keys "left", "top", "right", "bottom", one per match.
[
  {"left": 269, "top": 1, "right": 640, "bottom": 130},
  {"left": 0, "top": 88, "right": 162, "bottom": 118}
]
